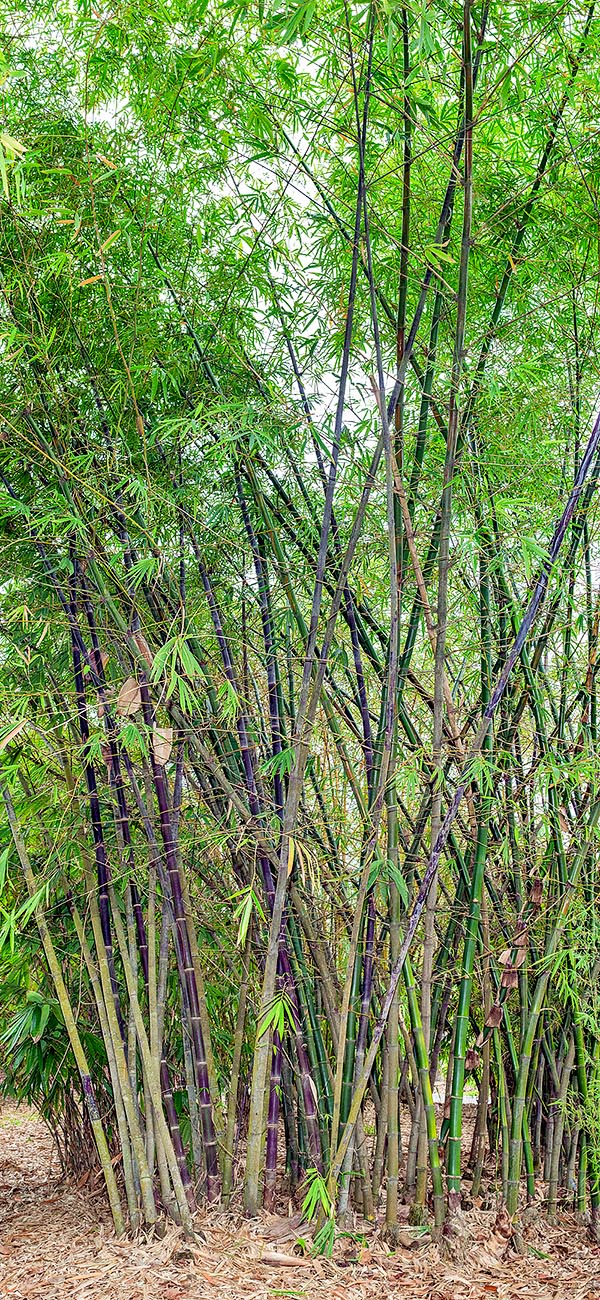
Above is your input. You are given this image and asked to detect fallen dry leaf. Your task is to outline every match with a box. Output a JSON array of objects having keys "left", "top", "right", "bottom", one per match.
[{"left": 260, "top": 1250, "right": 311, "bottom": 1267}]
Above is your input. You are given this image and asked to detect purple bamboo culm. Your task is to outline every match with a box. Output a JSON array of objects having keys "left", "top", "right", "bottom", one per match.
[
  {"left": 138, "top": 677, "right": 221, "bottom": 1200},
  {"left": 264, "top": 1030, "right": 283, "bottom": 1208},
  {"left": 81, "top": 585, "right": 196, "bottom": 1206},
  {"left": 332, "top": 397, "right": 600, "bottom": 1176},
  {"left": 198, "top": 560, "right": 323, "bottom": 1168}
]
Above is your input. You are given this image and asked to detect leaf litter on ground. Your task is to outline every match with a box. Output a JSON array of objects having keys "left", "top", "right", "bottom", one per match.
[{"left": 1, "top": 1106, "right": 600, "bottom": 1300}]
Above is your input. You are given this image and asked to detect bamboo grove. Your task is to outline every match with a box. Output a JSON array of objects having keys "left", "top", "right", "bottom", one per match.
[{"left": 1, "top": 0, "right": 600, "bottom": 1252}]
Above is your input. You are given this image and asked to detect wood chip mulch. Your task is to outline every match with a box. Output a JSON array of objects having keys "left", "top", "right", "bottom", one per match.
[{"left": 2, "top": 1105, "right": 600, "bottom": 1300}]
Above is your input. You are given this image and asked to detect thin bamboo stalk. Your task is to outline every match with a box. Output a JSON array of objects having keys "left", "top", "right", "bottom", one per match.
[{"left": 2, "top": 784, "right": 125, "bottom": 1235}]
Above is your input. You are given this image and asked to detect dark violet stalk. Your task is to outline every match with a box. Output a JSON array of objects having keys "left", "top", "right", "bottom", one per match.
[
  {"left": 233, "top": 475, "right": 313, "bottom": 1187},
  {"left": 353, "top": 894, "right": 376, "bottom": 1072},
  {"left": 138, "top": 677, "right": 221, "bottom": 1200},
  {"left": 197, "top": 559, "right": 323, "bottom": 1166},
  {"left": 332, "top": 397, "right": 600, "bottom": 1179},
  {"left": 81, "top": 588, "right": 195, "bottom": 1205},
  {"left": 102, "top": 494, "right": 221, "bottom": 1197},
  {"left": 68, "top": 579, "right": 125, "bottom": 1041},
  {"left": 235, "top": 470, "right": 285, "bottom": 817},
  {"left": 264, "top": 1030, "right": 283, "bottom": 1209},
  {"left": 196, "top": 554, "right": 265, "bottom": 815},
  {"left": 284, "top": 325, "right": 375, "bottom": 783},
  {"left": 264, "top": 856, "right": 323, "bottom": 1168}
]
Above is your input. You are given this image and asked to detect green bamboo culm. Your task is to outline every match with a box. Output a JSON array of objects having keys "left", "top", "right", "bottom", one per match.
[
  {"left": 403, "top": 955, "right": 445, "bottom": 1227},
  {"left": 446, "top": 540, "right": 492, "bottom": 1204},
  {"left": 70, "top": 896, "right": 142, "bottom": 1229},
  {"left": 1, "top": 783, "right": 125, "bottom": 1236},
  {"left": 573, "top": 1005, "right": 600, "bottom": 1236},
  {"left": 506, "top": 799, "right": 600, "bottom": 1218}
]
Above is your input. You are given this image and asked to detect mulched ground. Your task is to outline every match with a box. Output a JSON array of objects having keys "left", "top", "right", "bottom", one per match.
[{"left": 1, "top": 1104, "right": 600, "bottom": 1299}]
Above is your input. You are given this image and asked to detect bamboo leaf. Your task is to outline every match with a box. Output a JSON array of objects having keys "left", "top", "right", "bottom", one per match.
[
  {"left": 0, "top": 719, "right": 27, "bottom": 752},
  {"left": 0, "top": 845, "right": 10, "bottom": 893},
  {"left": 0, "top": 133, "right": 26, "bottom": 156},
  {"left": 99, "top": 230, "right": 121, "bottom": 254}
]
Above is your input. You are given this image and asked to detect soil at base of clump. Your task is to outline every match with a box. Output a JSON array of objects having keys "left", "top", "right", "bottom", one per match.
[{"left": 2, "top": 1104, "right": 600, "bottom": 1300}]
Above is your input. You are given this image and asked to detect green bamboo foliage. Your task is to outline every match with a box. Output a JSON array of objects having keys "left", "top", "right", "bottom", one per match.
[{"left": 0, "top": 0, "right": 600, "bottom": 1253}]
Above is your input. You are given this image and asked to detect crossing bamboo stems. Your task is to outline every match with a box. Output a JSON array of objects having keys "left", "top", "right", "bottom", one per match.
[
  {"left": 447, "top": 531, "right": 491, "bottom": 1204},
  {"left": 2, "top": 784, "right": 125, "bottom": 1236}
]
